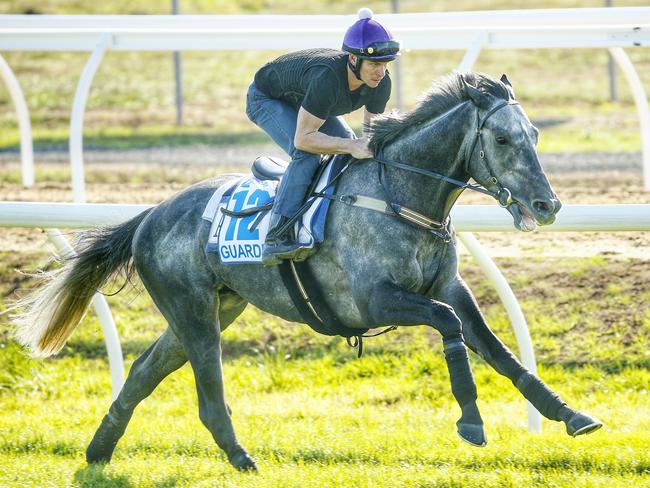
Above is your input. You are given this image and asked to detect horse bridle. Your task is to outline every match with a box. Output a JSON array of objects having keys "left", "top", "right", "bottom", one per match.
[
  {"left": 466, "top": 99, "right": 520, "bottom": 208},
  {"left": 374, "top": 99, "right": 519, "bottom": 210}
]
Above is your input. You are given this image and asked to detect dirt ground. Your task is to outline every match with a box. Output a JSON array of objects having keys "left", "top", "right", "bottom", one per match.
[{"left": 1, "top": 150, "right": 649, "bottom": 259}]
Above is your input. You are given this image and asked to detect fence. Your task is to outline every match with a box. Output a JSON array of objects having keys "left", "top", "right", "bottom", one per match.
[{"left": 0, "top": 7, "right": 649, "bottom": 198}]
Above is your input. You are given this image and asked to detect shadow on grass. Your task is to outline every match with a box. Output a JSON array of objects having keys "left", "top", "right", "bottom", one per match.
[
  {"left": 552, "top": 358, "right": 650, "bottom": 373},
  {"left": 42, "top": 331, "right": 650, "bottom": 374},
  {"left": 74, "top": 464, "right": 133, "bottom": 488},
  {"left": 0, "top": 131, "right": 270, "bottom": 153},
  {"left": 60, "top": 333, "right": 411, "bottom": 363},
  {"left": 75, "top": 463, "right": 185, "bottom": 487},
  {"left": 59, "top": 338, "right": 156, "bottom": 360}
]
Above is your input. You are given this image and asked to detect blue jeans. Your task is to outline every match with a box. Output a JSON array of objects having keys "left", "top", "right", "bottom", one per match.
[{"left": 245, "top": 82, "right": 355, "bottom": 217}]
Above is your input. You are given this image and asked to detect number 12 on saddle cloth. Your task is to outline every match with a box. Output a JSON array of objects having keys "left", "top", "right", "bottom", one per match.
[{"left": 201, "top": 160, "right": 339, "bottom": 264}]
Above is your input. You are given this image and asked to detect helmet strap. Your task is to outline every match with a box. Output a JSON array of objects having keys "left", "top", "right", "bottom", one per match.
[{"left": 348, "top": 55, "right": 363, "bottom": 81}]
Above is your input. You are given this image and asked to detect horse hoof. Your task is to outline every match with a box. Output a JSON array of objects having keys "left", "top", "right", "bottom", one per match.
[
  {"left": 86, "top": 431, "right": 117, "bottom": 464},
  {"left": 86, "top": 442, "right": 113, "bottom": 464},
  {"left": 566, "top": 412, "right": 603, "bottom": 437},
  {"left": 456, "top": 423, "right": 487, "bottom": 447},
  {"left": 86, "top": 412, "right": 126, "bottom": 464},
  {"left": 230, "top": 451, "right": 259, "bottom": 472}
]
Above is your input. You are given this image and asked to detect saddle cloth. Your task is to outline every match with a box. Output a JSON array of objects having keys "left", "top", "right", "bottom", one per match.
[{"left": 201, "top": 157, "right": 340, "bottom": 264}]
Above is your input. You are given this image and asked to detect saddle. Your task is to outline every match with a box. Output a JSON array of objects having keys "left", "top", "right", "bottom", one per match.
[
  {"left": 199, "top": 154, "right": 375, "bottom": 347},
  {"left": 202, "top": 155, "right": 343, "bottom": 264},
  {"left": 251, "top": 156, "right": 288, "bottom": 181}
]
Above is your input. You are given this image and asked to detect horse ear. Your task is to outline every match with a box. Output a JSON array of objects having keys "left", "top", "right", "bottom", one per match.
[
  {"left": 465, "top": 84, "right": 491, "bottom": 109},
  {"left": 500, "top": 73, "right": 516, "bottom": 99}
]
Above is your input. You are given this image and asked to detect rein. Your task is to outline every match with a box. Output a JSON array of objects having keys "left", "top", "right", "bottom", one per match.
[
  {"left": 228, "top": 100, "right": 518, "bottom": 238},
  {"left": 373, "top": 156, "right": 495, "bottom": 198},
  {"left": 374, "top": 99, "right": 519, "bottom": 230},
  {"left": 270, "top": 100, "right": 521, "bottom": 244}
]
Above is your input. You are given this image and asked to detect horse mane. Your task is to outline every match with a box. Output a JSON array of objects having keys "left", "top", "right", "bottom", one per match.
[{"left": 368, "top": 72, "right": 515, "bottom": 152}]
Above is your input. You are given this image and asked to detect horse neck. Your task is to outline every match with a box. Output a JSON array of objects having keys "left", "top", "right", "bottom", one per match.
[{"left": 378, "top": 102, "right": 475, "bottom": 222}]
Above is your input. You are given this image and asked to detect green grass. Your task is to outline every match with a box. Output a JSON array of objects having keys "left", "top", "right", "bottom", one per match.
[
  {"left": 0, "top": 0, "right": 648, "bottom": 153},
  {"left": 0, "top": 250, "right": 648, "bottom": 487}
]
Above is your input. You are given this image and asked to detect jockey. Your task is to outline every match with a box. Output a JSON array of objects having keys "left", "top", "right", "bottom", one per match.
[{"left": 245, "top": 8, "right": 401, "bottom": 265}]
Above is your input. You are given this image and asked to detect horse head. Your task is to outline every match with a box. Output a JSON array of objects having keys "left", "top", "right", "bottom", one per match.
[{"left": 464, "top": 73, "right": 561, "bottom": 231}]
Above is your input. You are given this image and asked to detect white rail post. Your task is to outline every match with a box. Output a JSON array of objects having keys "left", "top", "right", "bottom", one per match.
[
  {"left": 46, "top": 229, "right": 125, "bottom": 400},
  {"left": 457, "top": 232, "right": 542, "bottom": 433},
  {"left": 608, "top": 47, "right": 650, "bottom": 191},
  {"left": 0, "top": 54, "right": 34, "bottom": 187},
  {"left": 70, "top": 32, "right": 112, "bottom": 203},
  {"left": 455, "top": 33, "right": 541, "bottom": 432},
  {"left": 458, "top": 31, "right": 487, "bottom": 74}
]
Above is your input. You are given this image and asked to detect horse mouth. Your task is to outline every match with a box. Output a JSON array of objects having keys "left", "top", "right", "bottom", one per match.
[{"left": 509, "top": 202, "right": 539, "bottom": 232}]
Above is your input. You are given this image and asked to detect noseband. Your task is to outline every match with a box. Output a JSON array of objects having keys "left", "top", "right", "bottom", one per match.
[{"left": 374, "top": 99, "right": 519, "bottom": 209}]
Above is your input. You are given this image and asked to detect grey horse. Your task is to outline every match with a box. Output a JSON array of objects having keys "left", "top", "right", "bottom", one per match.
[{"left": 12, "top": 73, "right": 602, "bottom": 472}]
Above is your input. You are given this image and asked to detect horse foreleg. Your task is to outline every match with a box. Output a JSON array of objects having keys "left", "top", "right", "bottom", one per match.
[
  {"left": 438, "top": 276, "right": 602, "bottom": 436},
  {"left": 87, "top": 328, "right": 187, "bottom": 464},
  {"left": 367, "top": 282, "right": 486, "bottom": 446}
]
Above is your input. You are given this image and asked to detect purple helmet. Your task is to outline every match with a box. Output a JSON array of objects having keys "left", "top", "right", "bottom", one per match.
[{"left": 342, "top": 8, "right": 401, "bottom": 62}]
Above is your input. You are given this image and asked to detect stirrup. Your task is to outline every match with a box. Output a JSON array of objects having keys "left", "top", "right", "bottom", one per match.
[
  {"left": 266, "top": 213, "right": 290, "bottom": 241},
  {"left": 262, "top": 242, "right": 301, "bottom": 265}
]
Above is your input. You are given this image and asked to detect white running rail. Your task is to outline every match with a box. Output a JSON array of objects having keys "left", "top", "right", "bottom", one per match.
[{"left": 0, "top": 7, "right": 648, "bottom": 196}]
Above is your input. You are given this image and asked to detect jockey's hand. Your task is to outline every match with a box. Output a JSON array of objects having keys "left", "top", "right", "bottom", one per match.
[{"left": 349, "top": 138, "right": 374, "bottom": 160}]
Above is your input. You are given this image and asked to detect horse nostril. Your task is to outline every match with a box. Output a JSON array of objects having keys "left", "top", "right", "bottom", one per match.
[{"left": 532, "top": 198, "right": 553, "bottom": 215}]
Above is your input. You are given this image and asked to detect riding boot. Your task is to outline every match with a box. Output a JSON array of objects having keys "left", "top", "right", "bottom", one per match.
[{"left": 261, "top": 212, "right": 304, "bottom": 265}]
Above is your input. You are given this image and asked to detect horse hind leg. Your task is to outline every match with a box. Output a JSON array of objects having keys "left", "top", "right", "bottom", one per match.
[
  {"left": 86, "top": 290, "right": 248, "bottom": 465},
  {"left": 87, "top": 327, "right": 187, "bottom": 463},
  {"left": 139, "top": 271, "right": 257, "bottom": 471}
]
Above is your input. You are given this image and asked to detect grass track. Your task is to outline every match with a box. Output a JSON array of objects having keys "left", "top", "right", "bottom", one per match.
[{"left": 1, "top": 252, "right": 648, "bottom": 487}]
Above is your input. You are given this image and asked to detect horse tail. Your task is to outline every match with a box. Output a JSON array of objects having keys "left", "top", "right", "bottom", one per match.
[{"left": 11, "top": 209, "right": 153, "bottom": 357}]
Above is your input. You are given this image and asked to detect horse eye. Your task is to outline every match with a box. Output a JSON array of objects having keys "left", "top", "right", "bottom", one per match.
[{"left": 496, "top": 136, "right": 508, "bottom": 145}]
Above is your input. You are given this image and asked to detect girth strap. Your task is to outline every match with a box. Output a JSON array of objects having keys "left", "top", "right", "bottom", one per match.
[
  {"left": 278, "top": 260, "right": 369, "bottom": 336},
  {"left": 278, "top": 260, "right": 399, "bottom": 357}
]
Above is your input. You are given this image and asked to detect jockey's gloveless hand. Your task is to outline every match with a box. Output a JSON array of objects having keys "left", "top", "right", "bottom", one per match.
[{"left": 350, "top": 137, "right": 374, "bottom": 160}]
